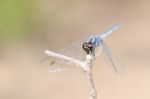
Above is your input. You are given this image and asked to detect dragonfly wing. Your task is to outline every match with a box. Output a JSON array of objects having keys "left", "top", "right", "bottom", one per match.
[
  {"left": 101, "top": 40, "right": 125, "bottom": 73},
  {"left": 95, "top": 44, "right": 103, "bottom": 57},
  {"left": 41, "top": 35, "right": 91, "bottom": 72},
  {"left": 41, "top": 56, "right": 78, "bottom": 72},
  {"left": 59, "top": 36, "right": 91, "bottom": 61}
]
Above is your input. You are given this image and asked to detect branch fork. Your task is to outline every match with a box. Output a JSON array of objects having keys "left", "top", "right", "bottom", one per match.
[{"left": 45, "top": 49, "right": 97, "bottom": 99}]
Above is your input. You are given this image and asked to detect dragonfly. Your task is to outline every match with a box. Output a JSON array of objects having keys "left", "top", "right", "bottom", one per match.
[{"left": 41, "top": 24, "right": 124, "bottom": 73}]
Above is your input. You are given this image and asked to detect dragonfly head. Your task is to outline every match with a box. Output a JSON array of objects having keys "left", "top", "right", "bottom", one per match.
[{"left": 82, "top": 42, "right": 94, "bottom": 54}]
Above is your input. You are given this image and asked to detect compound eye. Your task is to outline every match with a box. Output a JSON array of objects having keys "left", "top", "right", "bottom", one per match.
[
  {"left": 83, "top": 42, "right": 88, "bottom": 49},
  {"left": 88, "top": 44, "right": 91, "bottom": 47},
  {"left": 88, "top": 43, "right": 92, "bottom": 47}
]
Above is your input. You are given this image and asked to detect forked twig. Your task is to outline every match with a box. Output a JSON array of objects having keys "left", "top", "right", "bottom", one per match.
[{"left": 45, "top": 50, "right": 97, "bottom": 99}]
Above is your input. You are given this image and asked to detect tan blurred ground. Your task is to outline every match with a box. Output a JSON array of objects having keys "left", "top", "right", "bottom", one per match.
[{"left": 1, "top": 0, "right": 150, "bottom": 99}]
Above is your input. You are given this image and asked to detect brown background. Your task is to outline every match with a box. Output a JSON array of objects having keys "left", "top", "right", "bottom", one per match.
[{"left": 0, "top": 0, "right": 150, "bottom": 99}]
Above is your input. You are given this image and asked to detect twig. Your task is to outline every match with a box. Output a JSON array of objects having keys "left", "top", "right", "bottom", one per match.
[
  {"left": 85, "top": 55, "right": 97, "bottom": 99},
  {"left": 45, "top": 50, "right": 97, "bottom": 99}
]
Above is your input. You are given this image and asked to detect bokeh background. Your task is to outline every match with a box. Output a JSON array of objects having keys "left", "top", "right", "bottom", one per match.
[{"left": 0, "top": 0, "right": 150, "bottom": 99}]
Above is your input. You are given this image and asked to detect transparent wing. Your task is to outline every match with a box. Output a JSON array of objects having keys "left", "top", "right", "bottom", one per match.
[
  {"left": 41, "top": 35, "right": 91, "bottom": 72},
  {"left": 40, "top": 55, "right": 79, "bottom": 72},
  {"left": 58, "top": 37, "right": 88, "bottom": 61},
  {"left": 52, "top": 35, "right": 103, "bottom": 63},
  {"left": 101, "top": 40, "right": 125, "bottom": 73},
  {"left": 95, "top": 44, "right": 103, "bottom": 57}
]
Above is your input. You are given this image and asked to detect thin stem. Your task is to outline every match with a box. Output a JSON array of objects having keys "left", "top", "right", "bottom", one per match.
[
  {"left": 85, "top": 70, "right": 97, "bottom": 99},
  {"left": 85, "top": 55, "right": 97, "bottom": 99}
]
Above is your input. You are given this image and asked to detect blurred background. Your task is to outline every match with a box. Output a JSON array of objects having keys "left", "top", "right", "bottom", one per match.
[{"left": 0, "top": 0, "right": 150, "bottom": 99}]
